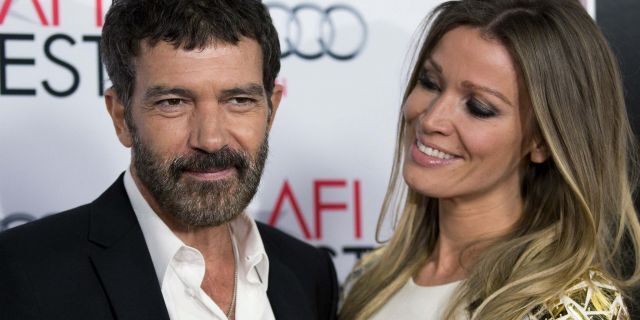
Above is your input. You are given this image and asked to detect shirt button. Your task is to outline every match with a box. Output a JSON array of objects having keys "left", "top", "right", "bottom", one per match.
[{"left": 186, "top": 287, "right": 197, "bottom": 298}]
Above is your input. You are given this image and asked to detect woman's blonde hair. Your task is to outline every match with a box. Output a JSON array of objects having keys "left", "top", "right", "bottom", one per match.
[{"left": 339, "top": 0, "right": 640, "bottom": 319}]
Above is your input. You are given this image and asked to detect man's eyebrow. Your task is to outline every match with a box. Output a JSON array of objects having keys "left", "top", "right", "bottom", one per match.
[
  {"left": 462, "top": 80, "right": 514, "bottom": 107},
  {"left": 219, "top": 83, "right": 265, "bottom": 99},
  {"left": 143, "top": 86, "right": 194, "bottom": 101}
]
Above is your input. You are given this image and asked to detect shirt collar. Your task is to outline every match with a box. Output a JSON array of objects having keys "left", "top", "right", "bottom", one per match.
[
  {"left": 124, "top": 169, "right": 182, "bottom": 284},
  {"left": 229, "top": 213, "right": 269, "bottom": 288},
  {"left": 123, "top": 168, "right": 270, "bottom": 290}
]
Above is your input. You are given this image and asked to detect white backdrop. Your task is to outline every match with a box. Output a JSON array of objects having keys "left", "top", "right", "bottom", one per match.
[{"left": 0, "top": 0, "right": 596, "bottom": 281}]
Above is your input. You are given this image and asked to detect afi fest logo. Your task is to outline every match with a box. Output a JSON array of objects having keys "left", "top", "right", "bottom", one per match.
[
  {"left": 0, "top": 0, "right": 107, "bottom": 27},
  {"left": 264, "top": 179, "right": 372, "bottom": 259},
  {"left": 0, "top": 0, "right": 107, "bottom": 97},
  {"left": 268, "top": 179, "right": 363, "bottom": 240}
]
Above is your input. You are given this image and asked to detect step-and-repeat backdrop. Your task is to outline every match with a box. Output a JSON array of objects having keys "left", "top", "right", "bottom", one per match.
[{"left": 0, "top": 0, "right": 597, "bottom": 281}]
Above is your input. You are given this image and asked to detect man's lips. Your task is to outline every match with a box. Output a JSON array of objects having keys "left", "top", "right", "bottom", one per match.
[{"left": 183, "top": 167, "right": 236, "bottom": 181}]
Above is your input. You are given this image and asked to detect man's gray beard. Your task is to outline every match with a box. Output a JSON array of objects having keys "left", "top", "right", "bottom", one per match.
[{"left": 131, "top": 134, "right": 268, "bottom": 228}]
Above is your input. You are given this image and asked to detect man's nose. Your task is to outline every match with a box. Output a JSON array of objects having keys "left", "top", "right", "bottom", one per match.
[{"left": 188, "top": 102, "right": 228, "bottom": 153}]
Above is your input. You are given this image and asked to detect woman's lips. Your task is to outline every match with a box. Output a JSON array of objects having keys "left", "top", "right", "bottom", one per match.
[{"left": 410, "top": 140, "right": 459, "bottom": 167}]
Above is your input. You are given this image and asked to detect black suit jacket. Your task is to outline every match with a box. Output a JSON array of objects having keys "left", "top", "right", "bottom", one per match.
[{"left": 0, "top": 175, "right": 338, "bottom": 320}]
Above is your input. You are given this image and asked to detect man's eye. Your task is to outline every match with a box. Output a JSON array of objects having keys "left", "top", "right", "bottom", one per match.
[
  {"left": 229, "top": 97, "right": 255, "bottom": 105},
  {"left": 157, "top": 98, "right": 184, "bottom": 106}
]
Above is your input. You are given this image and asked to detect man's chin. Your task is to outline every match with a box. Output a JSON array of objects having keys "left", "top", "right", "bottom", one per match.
[{"left": 168, "top": 205, "right": 243, "bottom": 228}]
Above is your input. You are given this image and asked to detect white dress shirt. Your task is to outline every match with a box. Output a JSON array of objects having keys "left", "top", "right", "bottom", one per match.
[{"left": 124, "top": 170, "right": 275, "bottom": 320}]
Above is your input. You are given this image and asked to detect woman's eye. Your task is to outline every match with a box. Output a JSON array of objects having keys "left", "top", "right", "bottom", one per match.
[
  {"left": 467, "top": 98, "right": 497, "bottom": 118},
  {"left": 417, "top": 71, "right": 441, "bottom": 92}
]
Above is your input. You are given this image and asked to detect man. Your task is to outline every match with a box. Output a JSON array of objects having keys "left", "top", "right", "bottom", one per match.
[{"left": 0, "top": 1, "right": 338, "bottom": 319}]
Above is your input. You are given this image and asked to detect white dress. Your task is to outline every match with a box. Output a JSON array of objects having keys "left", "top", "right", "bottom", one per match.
[{"left": 370, "top": 278, "right": 461, "bottom": 320}]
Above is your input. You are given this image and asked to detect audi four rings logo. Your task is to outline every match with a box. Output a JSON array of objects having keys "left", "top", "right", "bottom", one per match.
[{"left": 266, "top": 3, "right": 368, "bottom": 60}]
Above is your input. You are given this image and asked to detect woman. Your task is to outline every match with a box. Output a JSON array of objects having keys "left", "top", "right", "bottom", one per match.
[{"left": 339, "top": 0, "right": 640, "bottom": 319}]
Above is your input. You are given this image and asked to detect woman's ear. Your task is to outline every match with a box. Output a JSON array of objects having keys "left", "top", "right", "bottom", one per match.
[{"left": 529, "top": 138, "right": 550, "bottom": 163}]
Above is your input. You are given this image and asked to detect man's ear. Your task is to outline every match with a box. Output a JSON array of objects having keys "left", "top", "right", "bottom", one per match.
[
  {"left": 105, "top": 88, "right": 133, "bottom": 148},
  {"left": 529, "top": 138, "right": 550, "bottom": 164},
  {"left": 267, "top": 84, "right": 283, "bottom": 130}
]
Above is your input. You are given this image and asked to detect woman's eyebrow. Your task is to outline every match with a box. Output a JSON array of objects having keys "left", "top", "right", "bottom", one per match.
[{"left": 462, "top": 80, "right": 514, "bottom": 107}]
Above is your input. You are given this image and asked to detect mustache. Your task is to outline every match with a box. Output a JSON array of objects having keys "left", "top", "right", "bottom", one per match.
[{"left": 169, "top": 147, "right": 250, "bottom": 175}]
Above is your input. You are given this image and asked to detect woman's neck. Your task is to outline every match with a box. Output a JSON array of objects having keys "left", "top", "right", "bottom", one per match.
[{"left": 414, "top": 190, "right": 523, "bottom": 286}]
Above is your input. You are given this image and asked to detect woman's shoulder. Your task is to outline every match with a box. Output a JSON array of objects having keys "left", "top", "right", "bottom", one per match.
[
  {"left": 346, "top": 247, "right": 385, "bottom": 279},
  {"left": 526, "top": 269, "right": 630, "bottom": 320},
  {"left": 340, "top": 247, "right": 386, "bottom": 303}
]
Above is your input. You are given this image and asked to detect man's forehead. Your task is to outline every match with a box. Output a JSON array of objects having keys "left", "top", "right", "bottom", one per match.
[
  {"left": 135, "top": 37, "right": 261, "bottom": 60},
  {"left": 130, "top": 38, "right": 265, "bottom": 96},
  {"left": 131, "top": 38, "right": 264, "bottom": 82}
]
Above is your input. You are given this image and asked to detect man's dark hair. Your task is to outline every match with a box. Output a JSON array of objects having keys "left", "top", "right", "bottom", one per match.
[{"left": 101, "top": 0, "right": 280, "bottom": 109}]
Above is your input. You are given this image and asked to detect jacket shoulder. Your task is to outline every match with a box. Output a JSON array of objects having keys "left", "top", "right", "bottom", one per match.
[
  {"left": 340, "top": 246, "right": 384, "bottom": 305},
  {"left": 0, "top": 204, "right": 91, "bottom": 252},
  {"left": 256, "top": 221, "right": 326, "bottom": 259},
  {"left": 256, "top": 222, "right": 338, "bottom": 320},
  {"left": 0, "top": 204, "right": 96, "bottom": 319},
  {"left": 527, "top": 270, "right": 630, "bottom": 320}
]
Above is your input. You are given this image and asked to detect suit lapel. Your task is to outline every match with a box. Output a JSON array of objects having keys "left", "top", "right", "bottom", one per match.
[
  {"left": 268, "top": 257, "right": 318, "bottom": 320},
  {"left": 261, "top": 225, "right": 315, "bottom": 320},
  {"left": 87, "top": 175, "right": 170, "bottom": 320}
]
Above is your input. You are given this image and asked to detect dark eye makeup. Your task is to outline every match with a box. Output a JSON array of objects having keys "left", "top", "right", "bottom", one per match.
[
  {"left": 466, "top": 98, "right": 498, "bottom": 118},
  {"left": 417, "top": 68, "right": 500, "bottom": 119},
  {"left": 417, "top": 70, "right": 441, "bottom": 92}
]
